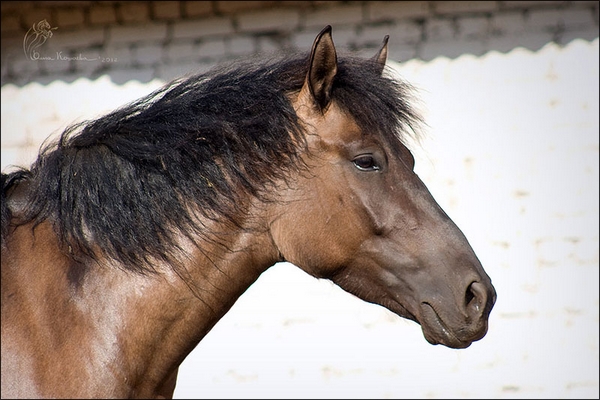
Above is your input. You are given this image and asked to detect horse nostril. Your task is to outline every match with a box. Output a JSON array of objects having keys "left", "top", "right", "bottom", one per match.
[
  {"left": 465, "top": 283, "right": 476, "bottom": 309},
  {"left": 465, "top": 281, "right": 487, "bottom": 315}
]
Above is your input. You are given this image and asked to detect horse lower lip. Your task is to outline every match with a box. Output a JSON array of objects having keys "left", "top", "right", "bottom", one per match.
[{"left": 420, "top": 303, "right": 472, "bottom": 349}]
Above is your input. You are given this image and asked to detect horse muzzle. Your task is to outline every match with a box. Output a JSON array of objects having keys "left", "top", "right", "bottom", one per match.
[{"left": 418, "top": 281, "right": 497, "bottom": 349}]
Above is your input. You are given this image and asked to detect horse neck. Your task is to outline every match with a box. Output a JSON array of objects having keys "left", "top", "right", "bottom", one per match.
[
  {"left": 2, "top": 203, "right": 281, "bottom": 398},
  {"left": 97, "top": 213, "right": 281, "bottom": 396}
]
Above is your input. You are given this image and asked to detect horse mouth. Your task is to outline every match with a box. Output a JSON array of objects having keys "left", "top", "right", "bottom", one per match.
[{"left": 419, "top": 303, "right": 474, "bottom": 349}]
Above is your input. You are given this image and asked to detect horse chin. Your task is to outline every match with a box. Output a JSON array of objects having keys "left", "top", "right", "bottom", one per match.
[{"left": 419, "top": 303, "right": 477, "bottom": 349}]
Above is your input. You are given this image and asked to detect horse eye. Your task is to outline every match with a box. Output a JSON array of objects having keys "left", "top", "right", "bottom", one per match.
[{"left": 353, "top": 155, "right": 380, "bottom": 171}]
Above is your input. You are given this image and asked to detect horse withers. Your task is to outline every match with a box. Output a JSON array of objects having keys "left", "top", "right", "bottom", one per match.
[{"left": 1, "top": 26, "right": 496, "bottom": 398}]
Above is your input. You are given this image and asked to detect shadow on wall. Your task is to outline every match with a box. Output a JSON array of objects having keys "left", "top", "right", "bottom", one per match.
[
  {"left": 417, "top": 28, "right": 599, "bottom": 60},
  {"left": 7, "top": 33, "right": 599, "bottom": 87}
]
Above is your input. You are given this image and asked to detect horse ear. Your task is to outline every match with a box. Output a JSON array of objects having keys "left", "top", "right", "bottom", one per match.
[
  {"left": 372, "top": 35, "right": 389, "bottom": 75},
  {"left": 301, "top": 25, "right": 338, "bottom": 111}
]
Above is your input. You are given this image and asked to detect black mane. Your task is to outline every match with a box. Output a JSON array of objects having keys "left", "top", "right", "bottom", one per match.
[{"left": 1, "top": 51, "right": 421, "bottom": 273}]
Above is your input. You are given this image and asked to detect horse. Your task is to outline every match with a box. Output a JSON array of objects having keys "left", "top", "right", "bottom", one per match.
[{"left": 1, "top": 26, "right": 496, "bottom": 398}]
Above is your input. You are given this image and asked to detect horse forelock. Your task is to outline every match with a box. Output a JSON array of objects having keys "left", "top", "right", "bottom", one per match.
[{"left": 2, "top": 51, "right": 422, "bottom": 273}]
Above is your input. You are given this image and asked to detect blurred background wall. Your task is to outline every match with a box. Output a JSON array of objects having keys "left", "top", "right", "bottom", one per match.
[{"left": 1, "top": 1, "right": 598, "bottom": 398}]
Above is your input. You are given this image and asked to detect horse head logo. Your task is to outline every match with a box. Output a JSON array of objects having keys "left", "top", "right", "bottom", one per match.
[{"left": 23, "top": 19, "right": 57, "bottom": 60}]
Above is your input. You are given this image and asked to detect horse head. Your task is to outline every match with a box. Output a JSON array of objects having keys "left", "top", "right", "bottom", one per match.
[{"left": 270, "top": 26, "right": 496, "bottom": 349}]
